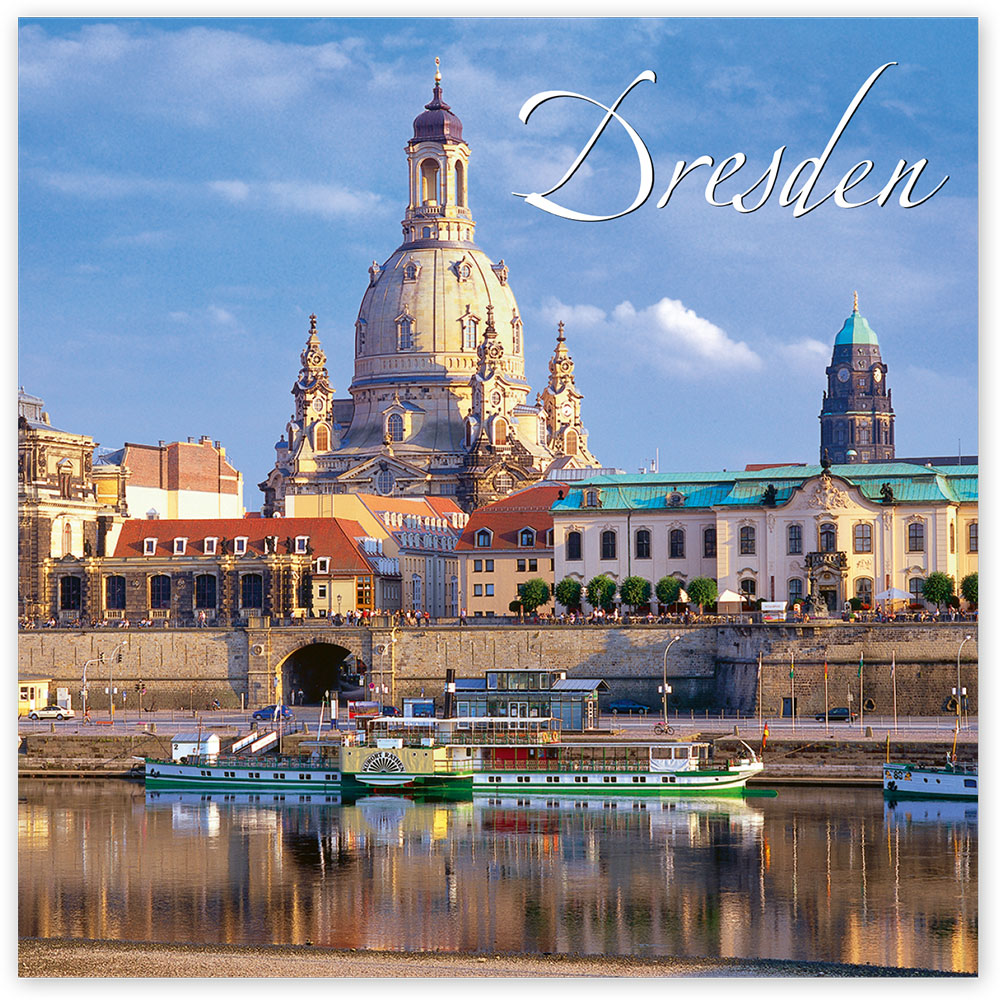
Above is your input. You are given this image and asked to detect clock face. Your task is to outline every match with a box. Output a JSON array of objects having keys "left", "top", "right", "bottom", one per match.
[
  {"left": 491, "top": 391, "right": 502, "bottom": 406},
  {"left": 561, "top": 403, "right": 573, "bottom": 418},
  {"left": 312, "top": 398, "right": 325, "bottom": 412},
  {"left": 873, "top": 368, "right": 883, "bottom": 382},
  {"left": 837, "top": 368, "right": 851, "bottom": 383}
]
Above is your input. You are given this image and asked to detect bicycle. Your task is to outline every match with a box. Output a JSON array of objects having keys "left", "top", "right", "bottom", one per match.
[{"left": 653, "top": 722, "right": 674, "bottom": 736}]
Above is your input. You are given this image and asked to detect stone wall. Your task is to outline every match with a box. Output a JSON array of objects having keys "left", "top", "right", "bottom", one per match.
[{"left": 18, "top": 622, "right": 977, "bottom": 715}]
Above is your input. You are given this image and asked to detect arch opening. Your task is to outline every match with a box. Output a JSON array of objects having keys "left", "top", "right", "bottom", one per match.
[{"left": 277, "top": 642, "right": 365, "bottom": 707}]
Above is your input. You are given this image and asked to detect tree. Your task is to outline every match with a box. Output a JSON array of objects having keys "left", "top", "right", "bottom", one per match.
[
  {"left": 922, "top": 572, "right": 954, "bottom": 610},
  {"left": 519, "top": 578, "right": 551, "bottom": 615},
  {"left": 508, "top": 599, "right": 523, "bottom": 619},
  {"left": 655, "top": 576, "right": 682, "bottom": 608},
  {"left": 555, "top": 576, "right": 583, "bottom": 611},
  {"left": 960, "top": 572, "right": 978, "bottom": 606},
  {"left": 619, "top": 576, "right": 651, "bottom": 610},
  {"left": 686, "top": 577, "right": 718, "bottom": 612},
  {"left": 586, "top": 574, "right": 617, "bottom": 611}
]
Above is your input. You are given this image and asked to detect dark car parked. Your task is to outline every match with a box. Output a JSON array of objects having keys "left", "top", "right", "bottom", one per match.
[
  {"left": 815, "top": 706, "right": 858, "bottom": 722},
  {"left": 251, "top": 704, "right": 294, "bottom": 721},
  {"left": 607, "top": 700, "right": 650, "bottom": 715}
]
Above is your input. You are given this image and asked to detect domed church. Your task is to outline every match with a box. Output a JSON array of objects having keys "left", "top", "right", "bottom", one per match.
[{"left": 261, "top": 64, "right": 600, "bottom": 515}]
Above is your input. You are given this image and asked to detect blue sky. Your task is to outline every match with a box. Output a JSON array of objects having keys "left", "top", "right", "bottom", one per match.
[{"left": 18, "top": 17, "right": 978, "bottom": 502}]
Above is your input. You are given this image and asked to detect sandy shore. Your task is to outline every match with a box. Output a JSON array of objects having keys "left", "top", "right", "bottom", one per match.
[{"left": 18, "top": 938, "right": 961, "bottom": 978}]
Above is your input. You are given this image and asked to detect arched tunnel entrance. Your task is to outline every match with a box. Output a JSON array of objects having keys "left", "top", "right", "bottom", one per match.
[{"left": 279, "top": 643, "right": 366, "bottom": 707}]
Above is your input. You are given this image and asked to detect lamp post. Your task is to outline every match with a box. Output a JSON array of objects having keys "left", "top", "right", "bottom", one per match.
[
  {"left": 661, "top": 635, "right": 681, "bottom": 723},
  {"left": 81, "top": 655, "right": 103, "bottom": 719},
  {"left": 957, "top": 634, "right": 973, "bottom": 729}
]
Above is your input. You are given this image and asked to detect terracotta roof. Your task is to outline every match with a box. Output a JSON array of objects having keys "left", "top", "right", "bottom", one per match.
[
  {"left": 456, "top": 484, "right": 566, "bottom": 551},
  {"left": 353, "top": 492, "right": 463, "bottom": 519},
  {"left": 112, "top": 516, "right": 375, "bottom": 573},
  {"left": 116, "top": 440, "right": 240, "bottom": 494}
]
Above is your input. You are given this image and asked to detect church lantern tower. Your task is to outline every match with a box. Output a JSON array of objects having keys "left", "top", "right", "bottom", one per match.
[
  {"left": 538, "top": 321, "right": 600, "bottom": 468},
  {"left": 819, "top": 293, "right": 895, "bottom": 464}
]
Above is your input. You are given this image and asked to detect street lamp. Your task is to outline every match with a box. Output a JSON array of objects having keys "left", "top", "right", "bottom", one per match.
[
  {"left": 957, "top": 634, "right": 973, "bottom": 729},
  {"left": 661, "top": 636, "right": 681, "bottom": 723}
]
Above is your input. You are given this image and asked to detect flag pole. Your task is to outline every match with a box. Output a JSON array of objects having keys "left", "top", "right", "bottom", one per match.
[
  {"left": 859, "top": 653, "right": 864, "bottom": 731},
  {"left": 891, "top": 651, "right": 897, "bottom": 735},
  {"left": 757, "top": 651, "right": 762, "bottom": 739},
  {"left": 790, "top": 652, "right": 795, "bottom": 732},
  {"left": 823, "top": 660, "right": 829, "bottom": 733}
]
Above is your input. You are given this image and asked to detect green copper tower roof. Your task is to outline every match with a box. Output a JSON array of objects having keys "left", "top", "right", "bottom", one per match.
[{"left": 834, "top": 292, "right": 879, "bottom": 347}]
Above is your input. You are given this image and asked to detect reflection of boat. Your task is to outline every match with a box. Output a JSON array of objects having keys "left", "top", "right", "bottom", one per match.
[
  {"left": 883, "top": 759, "right": 978, "bottom": 801},
  {"left": 144, "top": 753, "right": 343, "bottom": 792},
  {"left": 884, "top": 797, "right": 978, "bottom": 827},
  {"left": 145, "top": 789, "right": 343, "bottom": 808}
]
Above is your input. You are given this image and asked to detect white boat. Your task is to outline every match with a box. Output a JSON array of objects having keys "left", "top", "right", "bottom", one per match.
[{"left": 882, "top": 757, "right": 978, "bottom": 800}]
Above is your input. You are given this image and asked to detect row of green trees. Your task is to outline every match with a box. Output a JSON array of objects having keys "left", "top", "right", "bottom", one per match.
[
  {"left": 509, "top": 570, "right": 978, "bottom": 617},
  {"left": 553, "top": 575, "right": 720, "bottom": 613}
]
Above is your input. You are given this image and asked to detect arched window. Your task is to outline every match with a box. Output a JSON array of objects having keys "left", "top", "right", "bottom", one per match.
[
  {"left": 564, "top": 428, "right": 578, "bottom": 456},
  {"left": 635, "top": 529, "right": 651, "bottom": 560},
  {"left": 950, "top": 522, "right": 956, "bottom": 554},
  {"left": 387, "top": 414, "right": 404, "bottom": 442},
  {"left": 421, "top": 226, "right": 431, "bottom": 239},
  {"left": 61, "top": 521, "right": 73, "bottom": 557},
  {"left": 404, "top": 262, "right": 418, "bottom": 280},
  {"left": 511, "top": 317, "right": 522, "bottom": 354},
  {"left": 855, "top": 577, "right": 873, "bottom": 607},
  {"left": 739, "top": 578, "right": 756, "bottom": 599},
  {"left": 566, "top": 531, "right": 582, "bottom": 561},
  {"left": 455, "top": 160, "right": 466, "bottom": 206},
  {"left": 463, "top": 318, "right": 478, "bottom": 350},
  {"left": 787, "top": 524, "right": 802, "bottom": 555},
  {"left": 908, "top": 522, "right": 925, "bottom": 552},
  {"left": 420, "top": 158, "right": 440, "bottom": 204},
  {"left": 703, "top": 527, "right": 717, "bottom": 558},
  {"left": 739, "top": 526, "right": 755, "bottom": 555},
  {"left": 669, "top": 529, "right": 685, "bottom": 559},
  {"left": 909, "top": 577, "right": 924, "bottom": 601},
  {"left": 495, "top": 472, "right": 513, "bottom": 494},
  {"left": 194, "top": 574, "right": 217, "bottom": 609},
  {"left": 241, "top": 574, "right": 263, "bottom": 610},
  {"left": 853, "top": 522, "right": 872, "bottom": 553},
  {"left": 493, "top": 418, "right": 507, "bottom": 446},
  {"left": 149, "top": 575, "right": 171, "bottom": 610},
  {"left": 465, "top": 420, "right": 475, "bottom": 448},
  {"left": 315, "top": 425, "right": 330, "bottom": 452},
  {"left": 59, "top": 576, "right": 82, "bottom": 611},
  {"left": 519, "top": 528, "right": 536, "bottom": 548},
  {"left": 820, "top": 522, "right": 837, "bottom": 552},
  {"left": 788, "top": 578, "right": 803, "bottom": 605},
  {"left": 105, "top": 575, "right": 126, "bottom": 611},
  {"left": 600, "top": 530, "right": 616, "bottom": 560}
]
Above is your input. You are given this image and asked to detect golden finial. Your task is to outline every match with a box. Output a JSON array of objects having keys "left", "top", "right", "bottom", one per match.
[
  {"left": 434, "top": 57, "right": 441, "bottom": 84},
  {"left": 557, "top": 321, "right": 565, "bottom": 342},
  {"left": 853, "top": 290, "right": 859, "bottom": 313}
]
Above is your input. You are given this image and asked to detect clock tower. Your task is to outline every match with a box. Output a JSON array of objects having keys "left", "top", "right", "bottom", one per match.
[
  {"left": 819, "top": 294, "right": 895, "bottom": 464},
  {"left": 539, "top": 321, "right": 600, "bottom": 468}
]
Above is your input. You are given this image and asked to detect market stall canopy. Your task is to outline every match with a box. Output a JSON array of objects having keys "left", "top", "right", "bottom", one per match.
[
  {"left": 717, "top": 589, "right": 744, "bottom": 603},
  {"left": 874, "top": 588, "right": 911, "bottom": 602}
]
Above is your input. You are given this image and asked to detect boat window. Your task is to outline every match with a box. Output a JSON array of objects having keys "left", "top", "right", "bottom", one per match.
[{"left": 965, "top": 779, "right": 977, "bottom": 788}]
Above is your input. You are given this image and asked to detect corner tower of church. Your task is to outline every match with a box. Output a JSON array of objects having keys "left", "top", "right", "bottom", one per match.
[
  {"left": 261, "top": 63, "right": 600, "bottom": 514},
  {"left": 819, "top": 293, "right": 895, "bottom": 464}
]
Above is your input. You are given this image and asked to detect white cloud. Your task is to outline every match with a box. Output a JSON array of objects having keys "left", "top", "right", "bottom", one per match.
[
  {"left": 780, "top": 337, "right": 830, "bottom": 369},
  {"left": 209, "top": 180, "right": 251, "bottom": 202},
  {"left": 208, "top": 306, "right": 237, "bottom": 326},
  {"left": 264, "top": 181, "right": 381, "bottom": 219},
  {"left": 539, "top": 295, "right": 762, "bottom": 377}
]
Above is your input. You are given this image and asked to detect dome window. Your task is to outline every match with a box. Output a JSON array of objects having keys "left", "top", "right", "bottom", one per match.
[
  {"left": 420, "top": 158, "right": 440, "bottom": 206},
  {"left": 422, "top": 226, "right": 432, "bottom": 239},
  {"left": 396, "top": 312, "right": 415, "bottom": 351},
  {"left": 387, "top": 414, "right": 404, "bottom": 442}
]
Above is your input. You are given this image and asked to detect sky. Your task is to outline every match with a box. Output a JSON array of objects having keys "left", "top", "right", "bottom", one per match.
[{"left": 18, "top": 17, "right": 979, "bottom": 506}]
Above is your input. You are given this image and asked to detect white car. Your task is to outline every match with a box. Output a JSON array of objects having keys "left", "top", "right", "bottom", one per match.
[{"left": 27, "top": 706, "right": 75, "bottom": 721}]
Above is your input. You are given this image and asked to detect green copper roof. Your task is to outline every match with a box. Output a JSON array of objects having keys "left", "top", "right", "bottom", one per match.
[{"left": 834, "top": 309, "right": 879, "bottom": 347}]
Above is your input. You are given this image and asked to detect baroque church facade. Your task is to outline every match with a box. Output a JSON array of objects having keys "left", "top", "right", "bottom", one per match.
[{"left": 260, "top": 68, "right": 600, "bottom": 516}]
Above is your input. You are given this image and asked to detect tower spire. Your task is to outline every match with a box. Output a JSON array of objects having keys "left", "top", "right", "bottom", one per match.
[{"left": 853, "top": 290, "right": 859, "bottom": 313}]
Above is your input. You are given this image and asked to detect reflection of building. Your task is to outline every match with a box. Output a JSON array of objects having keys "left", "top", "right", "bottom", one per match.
[
  {"left": 95, "top": 438, "right": 244, "bottom": 518},
  {"left": 260, "top": 69, "right": 600, "bottom": 515},
  {"left": 456, "top": 483, "right": 565, "bottom": 616},
  {"left": 45, "top": 516, "right": 398, "bottom": 625},
  {"left": 819, "top": 295, "right": 895, "bottom": 464},
  {"left": 552, "top": 460, "right": 978, "bottom": 613}
]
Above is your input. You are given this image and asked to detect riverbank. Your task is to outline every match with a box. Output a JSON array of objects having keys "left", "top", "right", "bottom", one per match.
[{"left": 18, "top": 938, "right": 964, "bottom": 977}]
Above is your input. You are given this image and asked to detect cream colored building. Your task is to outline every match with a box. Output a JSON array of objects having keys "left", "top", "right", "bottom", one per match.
[{"left": 552, "top": 462, "right": 978, "bottom": 612}]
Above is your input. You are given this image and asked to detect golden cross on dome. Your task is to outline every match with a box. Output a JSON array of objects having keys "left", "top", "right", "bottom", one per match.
[
  {"left": 853, "top": 291, "right": 859, "bottom": 313},
  {"left": 435, "top": 57, "right": 441, "bottom": 84}
]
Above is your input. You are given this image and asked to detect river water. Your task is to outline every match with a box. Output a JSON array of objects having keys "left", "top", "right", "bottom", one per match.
[{"left": 18, "top": 779, "right": 976, "bottom": 973}]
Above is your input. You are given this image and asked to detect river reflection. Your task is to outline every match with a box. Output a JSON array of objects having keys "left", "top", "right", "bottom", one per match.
[{"left": 18, "top": 780, "right": 976, "bottom": 972}]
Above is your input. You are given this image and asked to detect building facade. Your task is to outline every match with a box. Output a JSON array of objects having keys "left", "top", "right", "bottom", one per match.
[
  {"left": 552, "top": 461, "right": 977, "bottom": 613},
  {"left": 819, "top": 294, "right": 896, "bottom": 464},
  {"left": 260, "top": 68, "right": 600, "bottom": 515}
]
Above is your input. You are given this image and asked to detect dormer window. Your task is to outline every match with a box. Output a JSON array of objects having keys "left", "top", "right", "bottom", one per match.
[
  {"left": 475, "top": 529, "right": 493, "bottom": 548},
  {"left": 584, "top": 489, "right": 601, "bottom": 508},
  {"left": 203, "top": 537, "right": 218, "bottom": 555},
  {"left": 143, "top": 538, "right": 157, "bottom": 556},
  {"left": 316, "top": 557, "right": 330, "bottom": 574},
  {"left": 234, "top": 537, "right": 248, "bottom": 556},
  {"left": 295, "top": 535, "right": 309, "bottom": 554},
  {"left": 519, "top": 528, "right": 536, "bottom": 548},
  {"left": 173, "top": 538, "right": 187, "bottom": 556}
]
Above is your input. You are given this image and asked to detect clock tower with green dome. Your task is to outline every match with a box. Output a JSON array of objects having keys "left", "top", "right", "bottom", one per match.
[{"left": 819, "top": 293, "right": 895, "bottom": 464}]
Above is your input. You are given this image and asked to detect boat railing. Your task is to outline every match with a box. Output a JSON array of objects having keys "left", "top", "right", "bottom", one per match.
[
  {"left": 174, "top": 752, "right": 340, "bottom": 770},
  {"left": 477, "top": 758, "right": 663, "bottom": 773}
]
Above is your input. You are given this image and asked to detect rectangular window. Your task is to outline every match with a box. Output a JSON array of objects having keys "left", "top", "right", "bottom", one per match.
[
  {"left": 317, "top": 584, "right": 328, "bottom": 599},
  {"left": 517, "top": 559, "right": 526, "bottom": 572},
  {"left": 528, "top": 559, "right": 537, "bottom": 572},
  {"left": 703, "top": 528, "right": 716, "bottom": 558},
  {"left": 316, "top": 557, "right": 330, "bottom": 574},
  {"left": 173, "top": 538, "right": 187, "bottom": 555},
  {"left": 204, "top": 537, "right": 218, "bottom": 555},
  {"left": 474, "top": 559, "right": 483, "bottom": 572},
  {"left": 969, "top": 523, "right": 978, "bottom": 553},
  {"left": 853, "top": 523, "right": 872, "bottom": 554},
  {"left": 739, "top": 526, "right": 755, "bottom": 555},
  {"left": 143, "top": 538, "right": 157, "bottom": 555},
  {"left": 485, "top": 559, "right": 494, "bottom": 572},
  {"left": 194, "top": 574, "right": 217, "bottom": 609},
  {"left": 787, "top": 524, "right": 802, "bottom": 555},
  {"left": 234, "top": 537, "right": 248, "bottom": 555},
  {"left": 474, "top": 584, "right": 483, "bottom": 597},
  {"left": 908, "top": 523, "right": 925, "bottom": 552},
  {"left": 295, "top": 536, "right": 309, "bottom": 553},
  {"left": 485, "top": 584, "right": 494, "bottom": 596}
]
